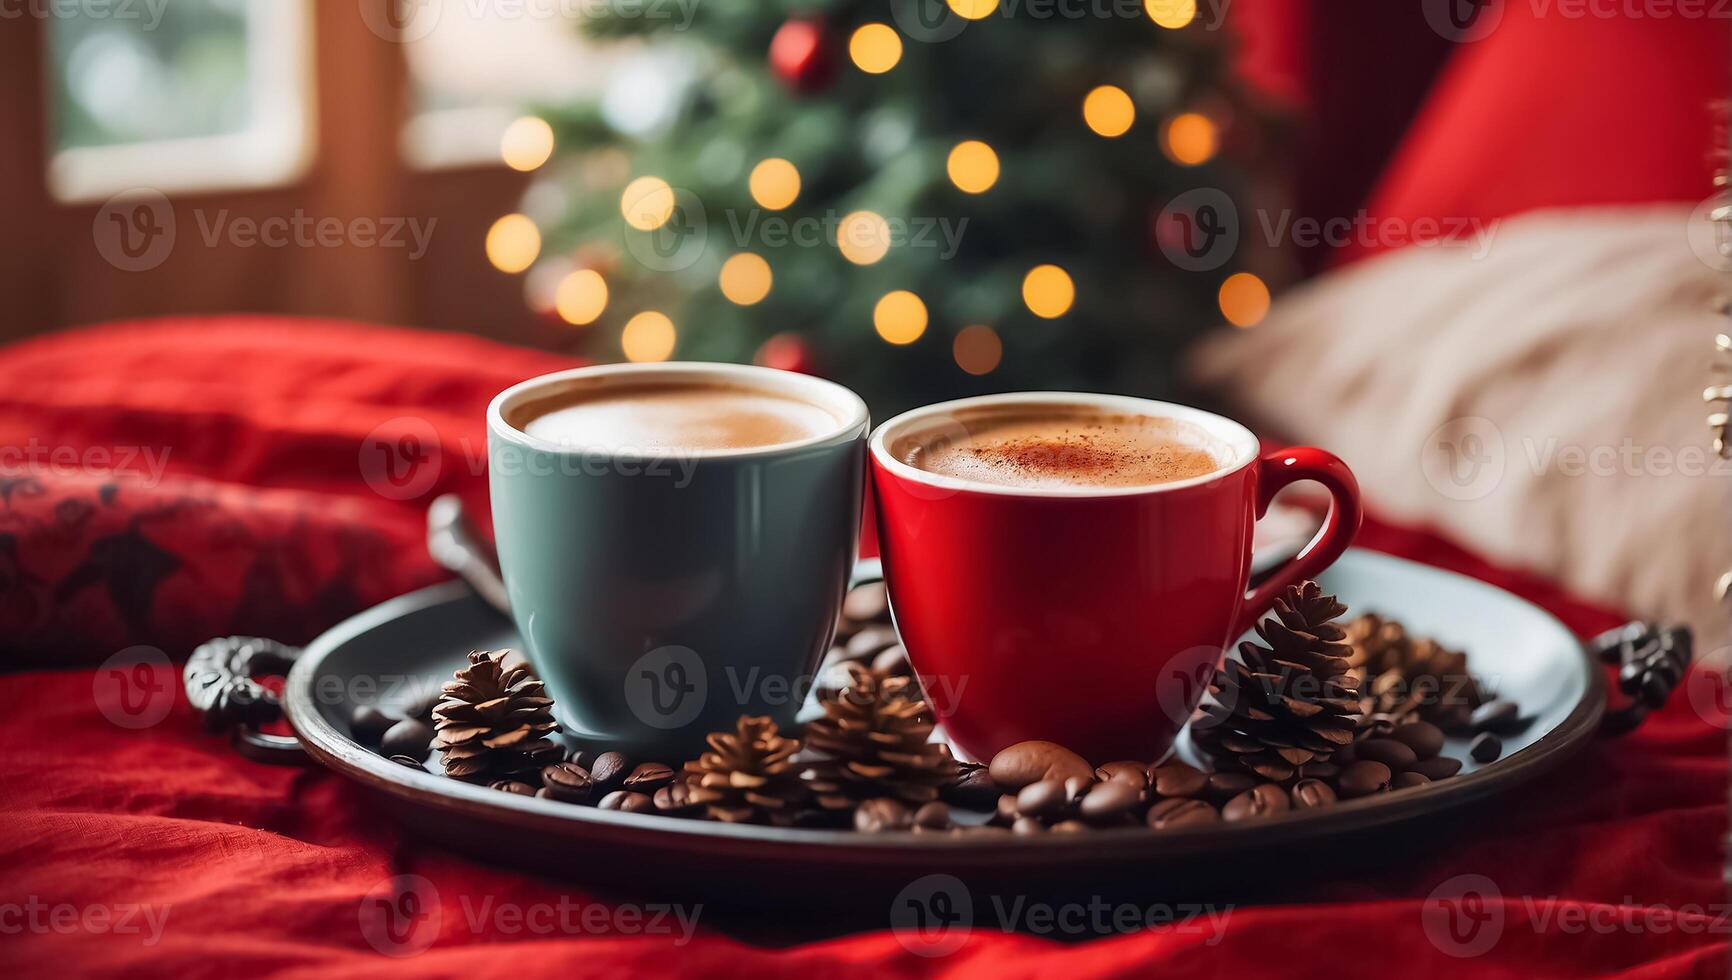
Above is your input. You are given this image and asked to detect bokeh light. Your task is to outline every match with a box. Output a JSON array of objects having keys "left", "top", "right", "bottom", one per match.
[
  {"left": 749, "top": 158, "right": 801, "bottom": 210},
  {"left": 1145, "top": 0, "right": 1197, "bottom": 28},
  {"left": 1082, "top": 85, "right": 1135, "bottom": 138},
  {"left": 874, "top": 290, "right": 928, "bottom": 345},
  {"left": 953, "top": 324, "right": 1002, "bottom": 375},
  {"left": 946, "top": 140, "right": 1000, "bottom": 194},
  {"left": 1162, "top": 112, "right": 1218, "bottom": 166},
  {"left": 554, "top": 269, "right": 608, "bottom": 325},
  {"left": 501, "top": 116, "right": 555, "bottom": 172},
  {"left": 620, "top": 176, "right": 676, "bottom": 230},
  {"left": 622, "top": 311, "right": 677, "bottom": 361},
  {"left": 838, "top": 210, "right": 892, "bottom": 265},
  {"left": 948, "top": 0, "right": 999, "bottom": 19},
  {"left": 719, "top": 253, "right": 773, "bottom": 305},
  {"left": 1021, "top": 264, "right": 1075, "bottom": 318},
  {"left": 1218, "top": 272, "right": 1270, "bottom": 327},
  {"left": 485, "top": 214, "right": 541, "bottom": 274},
  {"left": 849, "top": 24, "right": 903, "bottom": 74}
]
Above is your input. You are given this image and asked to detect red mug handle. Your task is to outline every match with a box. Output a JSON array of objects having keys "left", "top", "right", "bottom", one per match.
[{"left": 1232, "top": 447, "right": 1363, "bottom": 638}]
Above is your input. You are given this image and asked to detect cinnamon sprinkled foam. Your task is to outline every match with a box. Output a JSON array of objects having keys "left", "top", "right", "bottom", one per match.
[{"left": 899, "top": 410, "right": 1227, "bottom": 490}]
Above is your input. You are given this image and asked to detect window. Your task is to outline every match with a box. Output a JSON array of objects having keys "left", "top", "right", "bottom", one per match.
[{"left": 46, "top": 0, "right": 314, "bottom": 202}]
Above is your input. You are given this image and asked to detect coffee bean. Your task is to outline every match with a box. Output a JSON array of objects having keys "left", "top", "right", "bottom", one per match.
[
  {"left": 1289, "top": 778, "right": 1336, "bottom": 810},
  {"left": 1095, "top": 761, "right": 1148, "bottom": 789},
  {"left": 490, "top": 780, "right": 537, "bottom": 796},
  {"left": 872, "top": 645, "right": 910, "bottom": 675},
  {"left": 989, "top": 740, "right": 1094, "bottom": 790},
  {"left": 1355, "top": 738, "right": 1419, "bottom": 772},
  {"left": 1151, "top": 763, "right": 1209, "bottom": 799},
  {"left": 913, "top": 801, "right": 952, "bottom": 831},
  {"left": 855, "top": 798, "right": 913, "bottom": 832},
  {"left": 1222, "top": 784, "right": 1290, "bottom": 822},
  {"left": 1015, "top": 779, "right": 1069, "bottom": 820},
  {"left": 567, "top": 748, "right": 596, "bottom": 770},
  {"left": 1202, "top": 772, "right": 1256, "bottom": 803},
  {"left": 1078, "top": 781, "right": 1142, "bottom": 824},
  {"left": 1471, "top": 700, "right": 1524, "bottom": 734},
  {"left": 590, "top": 751, "right": 631, "bottom": 792},
  {"left": 1391, "top": 722, "right": 1445, "bottom": 760},
  {"left": 598, "top": 790, "right": 655, "bottom": 813},
  {"left": 1051, "top": 820, "right": 1090, "bottom": 834},
  {"left": 1337, "top": 760, "right": 1392, "bottom": 798},
  {"left": 1392, "top": 771, "right": 1431, "bottom": 790},
  {"left": 1408, "top": 756, "right": 1463, "bottom": 781},
  {"left": 388, "top": 754, "right": 426, "bottom": 770},
  {"left": 845, "top": 626, "right": 900, "bottom": 659},
  {"left": 1360, "top": 713, "right": 1399, "bottom": 739},
  {"left": 397, "top": 687, "right": 442, "bottom": 721},
  {"left": 1299, "top": 762, "right": 1340, "bottom": 782},
  {"left": 541, "top": 762, "right": 594, "bottom": 803},
  {"left": 623, "top": 762, "right": 675, "bottom": 792},
  {"left": 993, "top": 794, "right": 1020, "bottom": 826},
  {"left": 653, "top": 781, "right": 700, "bottom": 815},
  {"left": 1470, "top": 732, "right": 1503, "bottom": 762},
  {"left": 380, "top": 719, "right": 433, "bottom": 761},
  {"left": 943, "top": 765, "right": 1001, "bottom": 810},
  {"left": 1011, "top": 816, "right": 1046, "bottom": 836},
  {"left": 1146, "top": 797, "right": 1219, "bottom": 830},
  {"left": 842, "top": 582, "right": 890, "bottom": 622},
  {"left": 349, "top": 705, "right": 397, "bottom": 744},
  {"left": 1063, "top": 775, "right": 1094, "bottom": 804}
]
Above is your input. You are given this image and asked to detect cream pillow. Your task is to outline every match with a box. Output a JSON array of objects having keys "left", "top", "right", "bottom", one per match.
[{"left": 1189, "top": 206, "right": 1730, "bottom": 648}]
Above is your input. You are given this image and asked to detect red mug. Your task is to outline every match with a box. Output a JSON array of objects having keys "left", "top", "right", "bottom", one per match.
[{"left": 869, "top": 393, "right": 1361, "bottom": 764}]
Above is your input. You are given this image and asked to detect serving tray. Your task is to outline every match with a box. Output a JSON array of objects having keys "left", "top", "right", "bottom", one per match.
[{"left": 210, "top": 548, "right": 1626, "bottom": 909}]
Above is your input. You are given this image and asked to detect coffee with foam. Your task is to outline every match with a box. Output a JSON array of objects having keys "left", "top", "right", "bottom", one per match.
[
  {"left": 898, "top": 406, "right": 1228, "bottom": 490},
  {"left": 507, "top": 382, "right": 842, "bottom": 453}
]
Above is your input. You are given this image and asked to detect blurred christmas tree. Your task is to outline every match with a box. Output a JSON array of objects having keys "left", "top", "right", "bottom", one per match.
[{"left": 503, "top": 0, "right": 1268, "bottom": 415}]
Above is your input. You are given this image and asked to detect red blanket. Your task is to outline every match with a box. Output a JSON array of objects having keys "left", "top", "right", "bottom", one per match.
[{"left": 0, "top": 319, "right": 1724, "bottom": 977}]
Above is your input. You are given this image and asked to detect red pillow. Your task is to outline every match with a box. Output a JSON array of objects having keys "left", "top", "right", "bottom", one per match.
[{"left": 1349, "top": 5, "right": 1727, "bottom": 263}]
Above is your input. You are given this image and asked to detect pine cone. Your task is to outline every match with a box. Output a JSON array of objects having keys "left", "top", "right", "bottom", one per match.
[
  {"left": 1192, "top": 582, "right": 1360, "bottom": 783},
  {"left": 682, "top": 715, "right": 806, "bottom": 824},
  {"left": 1344, "top": 614, "right": 1483, "bottom": 732},
  {"left": 801, "top": 663, "right": 956, "bottom": 816},
  {"left": 432, "top": 650, "right": 563, "bottom": 780}
]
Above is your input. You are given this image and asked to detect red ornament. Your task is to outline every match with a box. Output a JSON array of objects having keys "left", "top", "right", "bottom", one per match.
[
  {"left": 769, "top": 18, "right": 836, "bottom": 93},
  {"left": 754, "top": 332, "right": 821, "bottom": 375}
]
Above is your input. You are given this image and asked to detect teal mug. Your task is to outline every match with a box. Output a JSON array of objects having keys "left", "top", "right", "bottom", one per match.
[{"left": 486, "top": 362, "right": 869, "bottom": 757}]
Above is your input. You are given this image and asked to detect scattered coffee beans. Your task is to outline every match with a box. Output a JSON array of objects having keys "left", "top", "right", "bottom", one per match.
[
  {"left": 1391, "top": 722, "right": 1445, "bottom": 760},
  {"left": 1289, "top": 779, "right": 1336, "bottom": 810},
  {"left": 1355, "top": 738, "right": 1419, "bottom": 772},
  {"left": 541, "top": 762, "right": 593, "bottom": 803},
  {"left": 1151, "top": 763, "right": 1209, "bottom": 800},
  {"left": 379, "top": 718, "right": 433, "bottom": 762},
  {"left": 1337, "top": 760, "right": 1392, "bottom": 799},
  {"left": 1222, "top": 784, "right": 1289, "bottom": 822},
  {"left": 1469, "top": 732, "right": 1504, "bottom": 762},
  {"left": 988, "top": 740, "right": 1094, "bottom": 790},
  {"left": 598, "top": 790, "right": 655, "bottom": 813},
  {"left": 589, "top": 752, "right": 632, "bottom": 793},
  {"left": 1147, "top": 798, "right": 1219, "bottom": 830},
  {"left": 349, "top": 705, "right": 397, "bottom": 744}
]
